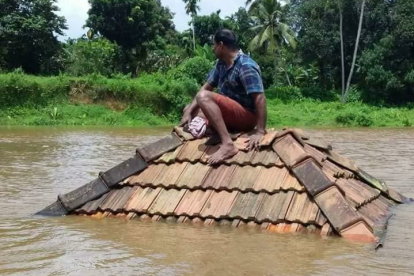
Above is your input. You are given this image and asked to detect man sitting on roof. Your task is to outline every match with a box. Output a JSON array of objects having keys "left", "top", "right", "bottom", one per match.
[{"left": 180, "top": 28, "right": 267, "bottom": 164}]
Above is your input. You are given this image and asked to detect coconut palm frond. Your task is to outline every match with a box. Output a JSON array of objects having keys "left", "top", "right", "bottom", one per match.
[
  {"left": 259, "top": 25, "right": 272, "bottom": 48},
  {"left": 247, "top": 0, "right": 263, "bottom": 14},
  {"left": 249, "top": 32, "right": 262, "bottom": 51},
  {"left": 248, "top": 24, "right": 264, "bottom": 33},
  {"left": 279, "top": 22, "right": 297, "bottom": 49}
]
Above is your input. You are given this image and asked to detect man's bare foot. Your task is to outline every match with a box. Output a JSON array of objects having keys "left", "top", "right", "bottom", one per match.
[{"left": 207, "top": 142, "right": 238, "bottom": 164}]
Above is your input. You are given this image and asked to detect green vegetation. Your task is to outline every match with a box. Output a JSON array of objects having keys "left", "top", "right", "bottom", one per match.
[
  {"left": 1, "top": 0, "right": 414, "bottom": 127},
  {"left": 1, "top": 71, "right": 413, "bottom": 127}
]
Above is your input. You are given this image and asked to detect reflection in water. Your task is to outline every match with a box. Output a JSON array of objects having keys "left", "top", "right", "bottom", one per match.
[{"left": 0, "top": 126, "right": 413, "bottom": 276}]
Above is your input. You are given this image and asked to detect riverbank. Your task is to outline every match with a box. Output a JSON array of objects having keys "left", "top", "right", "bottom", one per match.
[
  {"left": 1, "top": 72, "right": 413, "bottom": 127},
  {"left": 2, "top": 100, "right": 414, "bottom": 127}
]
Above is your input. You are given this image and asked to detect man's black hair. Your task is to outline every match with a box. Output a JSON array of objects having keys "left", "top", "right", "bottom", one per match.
[{"left": 214, "top": 28, "right": 239, "bottom": 50}]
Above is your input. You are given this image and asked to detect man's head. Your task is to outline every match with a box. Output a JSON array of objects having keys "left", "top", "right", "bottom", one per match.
[{"left": 212, "top": 28, "right": 239, "bottom": 59}]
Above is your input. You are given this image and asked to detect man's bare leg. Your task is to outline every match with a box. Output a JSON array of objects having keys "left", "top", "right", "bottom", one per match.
[
  {"left": 191, "top": 108, "right": 206, "bottom": 120},
  {"left": 196, "top": 90, "right": 238, "bottom": 164}
]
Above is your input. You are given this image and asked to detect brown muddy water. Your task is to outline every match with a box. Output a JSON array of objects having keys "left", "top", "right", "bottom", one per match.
[{"left": 0, "top": 126, "right": 413, "bottom": 276}]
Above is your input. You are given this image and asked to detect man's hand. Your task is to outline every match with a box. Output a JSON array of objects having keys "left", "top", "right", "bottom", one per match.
[
  {"left": 180, "top": 110, "right": 192, "bottom": 127},
  {"left": 248, "top": 131, "right": 264, "bottom": 151}
]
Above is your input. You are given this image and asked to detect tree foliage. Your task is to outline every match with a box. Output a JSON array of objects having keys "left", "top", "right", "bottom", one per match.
[
  {"left": 0, "top": 0, "right": 67, "bottom": 74},
  {"left": 1, "top": 0, "right": 414, "bottom": 105},
  {"left": 64, "top": 37, "right": 122, "bottom": 77},
  {"left": 358, "top": 1, "right": 414, "bottom": 103},
  {"left": 85, "top": 0, "right": 175, "bottom": 59},
  {"left": 193, "top": 11, "right": 227, "bottom": 46}
]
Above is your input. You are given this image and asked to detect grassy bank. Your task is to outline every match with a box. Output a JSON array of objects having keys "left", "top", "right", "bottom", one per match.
[
  {"left": 2, "top": 100, "right": 414, "bottom": 127},
  {"left": 1, "top": 72, "right": 413, "bottom": 127}
]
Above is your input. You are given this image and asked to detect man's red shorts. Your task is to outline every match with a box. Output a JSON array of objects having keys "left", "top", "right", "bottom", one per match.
[{"left": 213, "top": 93, "right": 257, "bottom": 132}]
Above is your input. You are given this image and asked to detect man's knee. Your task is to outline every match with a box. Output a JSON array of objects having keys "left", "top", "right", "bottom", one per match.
[{"left": 196, "top": 89, "right": 214, "bottom": 105}]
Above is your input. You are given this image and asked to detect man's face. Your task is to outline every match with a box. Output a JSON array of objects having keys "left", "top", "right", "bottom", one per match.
[{"left": 212, "top": 40, "right": 223, "bottom": 59}]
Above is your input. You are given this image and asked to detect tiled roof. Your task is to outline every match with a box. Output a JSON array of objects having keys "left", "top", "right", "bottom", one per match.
[{"left": 38, "top": 128, "right": 410, "bottom": 246}]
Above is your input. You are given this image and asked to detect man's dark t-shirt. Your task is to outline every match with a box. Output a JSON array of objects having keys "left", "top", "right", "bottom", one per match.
[{"left": 207, "top": 53, "right": 264, "bottom": 112}]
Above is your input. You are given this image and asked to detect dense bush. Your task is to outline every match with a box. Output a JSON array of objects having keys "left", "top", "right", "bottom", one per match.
[
  {"left": 266, "top": 86, "right": 303, "bottom": 102},
  {"left": 2, "top": 73, "right": 414, "bottom": 127},
  {"left": 64, "top": 38, "right": 122, "bottom": 77},
  {"left": 300, "top": 86, "right": 338, "bottom": 102},
  {"left": 0, "top": 71, "right": 70, "bottom": 108},
  {"left": 167, "top": 57, "right": 213, "bottom": 85},
  {"left": 0, "top": 69, "right": 200, "bottom": 119},
  {"left": 335, "top": 112, "right": 374, "bottom": 127}
]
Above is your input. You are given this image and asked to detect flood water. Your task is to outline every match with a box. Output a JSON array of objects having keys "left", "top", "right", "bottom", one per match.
[{"left": 0, "top": 126, "right": 413, "bottom": 276}]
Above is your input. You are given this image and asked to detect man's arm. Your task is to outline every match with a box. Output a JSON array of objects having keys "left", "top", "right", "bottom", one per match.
[
  {"left": 238, "top": 63, "right": 267, "bottom": 150},
  {"left": 180, "top": 82, "right": 214, "bottom": 126},
  {"left": 248, "top": 93, "right": 267, "bottom": 151},
  {"left": 252, "top": 93, "right": 267, "bottom": 134}
]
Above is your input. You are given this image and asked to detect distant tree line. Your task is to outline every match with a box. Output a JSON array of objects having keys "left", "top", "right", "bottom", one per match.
[{"left": 1, "top": 0, "right": 414, "bottom": 104}]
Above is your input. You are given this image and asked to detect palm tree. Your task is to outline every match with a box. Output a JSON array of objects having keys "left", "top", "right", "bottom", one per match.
[
  {"left": 337, "top": 0, "right": 346, "bottom": 101},
  {"left": 183, "top": 0, "right": 201, "bottom": 52},
  {"left": 343, "top": 0, "right": 367, "bottom": 103},
  {"left": 247, "top": 0, "right": 296, "bottom": 83}
]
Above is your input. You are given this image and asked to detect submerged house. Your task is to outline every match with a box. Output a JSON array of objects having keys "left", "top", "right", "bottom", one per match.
[{"left": 38, "top": 127, "right": 409, "bottom": 246}]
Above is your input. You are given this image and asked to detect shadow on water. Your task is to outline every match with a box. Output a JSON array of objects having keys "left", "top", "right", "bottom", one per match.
[{"left": 0, "top": 126, "right": 413, "bottom": 276}]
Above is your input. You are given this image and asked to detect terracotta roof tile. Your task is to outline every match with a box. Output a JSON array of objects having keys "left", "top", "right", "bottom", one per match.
[
  {"left": 314, "top": 186, "right": 361, "bottom": 232},
  {"left": 300, "top": 197, "right": 320, "bottom": 224},
  {"left": 335, "top": 179, "right": 369, "bottom": 207},
  {"left": 173, "top": 126, "right": 195, "bottom": 141},
  {"left": 227, "top": 166, "right": 262, "bottom": 191},
  {"left": 273, "top": 134, "right": 308, "bottom": 168},
  {"left": 228, "top": 193, "right": 266, "bottom": 220},
  {"left": 285, "top": 192, "right": 310, "bottom": 223},
  {"left": 260, "top": 131, "right": 279, "bottom": 146},
  {"left": 372, "top": 195, "right": 393, "bottom": 212},
  {"left": 76, "top": 192, "right": 110, "bottom": 214},
  {"left": 320, "top": 223, "right": 333, "bottom": 237},
  {"left": 137, "top": 133, "right": 182, "bottom": 162},
  {"left": 200, "top": 145, "right": 219, "bottom": 163},
  {"left": 111, "top": 186, "right": 136, "bottom": 212},
  {"left": 252, "top": 166, "right": 288, "bottom": 192},
  {"left": 315, "top": 210, "right": 328, "bottom": 227},
  {"left": 234, "top": 137, "right": 250, "bottom": 151},
  {"left": 98, "top": 189, "right": 117, "bottom": 211},
  {"left": 174, "top": 190, "right": 213, "bottom": 216},
  {"left": 200, "top": 191, "right": 239, "bottom": 218},
  {"left": 201, "top": 164, "right": 237, "bottom": 190},
  {"left": 326, "top": 150, "right": 359, "bottom": 173},
  {"left": 250, "top": 147, "right": 280, "bottom": 166},
  {"left": 176, "top": 138, "right": 208, "bottom": 162},
  {"left": 147, "top": 189, "right": 187, "bottom": 215},
  {"left": 175, "top": 163, "right": 211, "bottom": 189},
  {"left": 281, "top": 171, "right": 306, "bottom": 192},
  {"left": 256, "top": 192, "right": 294, "bottom": 222},
  {"left": 277, "top": 191, "right": 296, "bottom": 221},
  {"left": 127, "top": 164, "right": 165, "bottom": 185},
  {"left": 304, "top": 144, "right": 327, "bottom": 163},
  {"left": 124, "top": 187, "right": 162, "bottom": 213},
  {"left": 202, "top": 144, "right": 283, "bottom": 167},
  {"left": 227, "top": 149, "right": 256, "bottom": 165},
  {"left": 152, "top": 162, "right": 188, "bottom": 186},
  {"left": 357, "top": 205, "right": 377, "bottom": 229},
  {"left": 153, "top": 145, "right": 183, "bottom": 164},
  {"left": 304, "top": 137, "right": 332, "bottom": 151},
  {"left": 99, "top": 188, "right": 133, "bottom": 212},
  {"left": 292, "top": 158, "right": 334, "bottom": 196},
  {"left": 128, "top": 164, "right": 309, "bottom": 193},
  {"left": 336, "top": 178, "right": 380, "bottom": 208}
]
